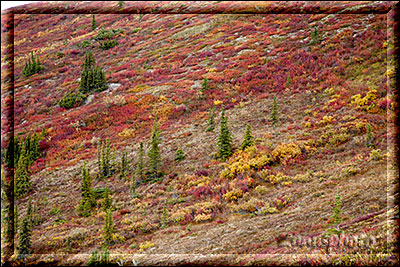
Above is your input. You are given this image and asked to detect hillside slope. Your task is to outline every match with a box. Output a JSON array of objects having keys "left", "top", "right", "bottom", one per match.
[{"left": 1, "top": 1, "right": 399, "bottom": 266}]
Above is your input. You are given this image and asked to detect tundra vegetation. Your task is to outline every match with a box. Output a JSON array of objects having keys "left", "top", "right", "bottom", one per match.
[{"left": 1, "top": 1, "right": 398, "bottom": 266}]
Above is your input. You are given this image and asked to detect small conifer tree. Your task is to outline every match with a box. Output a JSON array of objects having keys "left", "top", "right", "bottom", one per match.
[
  {"left": 270, "top": 96, "right": 278, "bottom": 126},
  {"left": 206, "top": 104, "right": 216, "bottom": 132},
  {"left": 201, "top": 77, "right": 209, "bottom": 92},
  {"left": 102, "top": 184, "right": 112, "bottom": 212},
  {"left": 217, "top": 109, "right": 233, "bottom": 161},
  {"left": 91, "top": 15, "right": 96, "bottom": 31},
  {"left": 148, "top": 115, "right": 162, "bottom": 180},
  {"left": 17, "top": 216, "right": 32, "bottom": 258},
  {"left": 286, "top": 74, "right": 291, "bottom": 87},
  {"left": 119, "top": 151, "right": 128, "bottom": 180},
  {"left": 241, "top": 123, "right": 255, "bottom": 150},
  {"left": 77, "top": 162, "right": 95, "bottom": 217},
  {"left": 326, "top": 193, "right": 343, "bottom": 236},
  {"left": 136, "top": 142, "right": 145, "bottom": 183},
  {"left": 102, "top": 209, "right": 114, "bottom": 246},
  {"left": 175, "top": 148, "right": 186, "bottom": 162},
  {"left": 88, "top": 248, "right": 110, "bottom": 266},
  {"left": 4, "top": 139, "right": 14, "bottom": 168},
  {"left": 98, "top": 138, "right": 112, "bottom": 179},
  {"left": 15, "top": 147, "right": 31, "bottom": 198}
]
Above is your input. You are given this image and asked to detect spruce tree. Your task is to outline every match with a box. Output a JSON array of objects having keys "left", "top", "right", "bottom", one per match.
[
  {"left": 102, "top": 184, "right": 112, "bottom": 212},
  {"left": 15, "top": 147, "right": 31, "bottom": 198},
  {"left": 17, "top": 215, "right": 32, "bottom": 258},
  {"left": 326, "top": 193, "right": 343, "bottom": 236},
  {"left": 135, "top": 142, "right": 145, "bottom": 183},
  {"left": 217, "top": 109, "right": 233, "bottom": 161},
  {"left": 92, "top": 15, "right": 96, "bottom": 31},
  {"left": 98, "top": 138, "right": 112, "bottom": 179},
  {"left": 88, "top": 248, "right": 110, "bottom": 266},
  {"left": 77, "top": 162, "right": 95, "bottom": 217},
  {"left": 175, "top": 148, "right": 186, "bottom": 162},
  {"left": 102, "top": 209, "right": 114, "bottom": 246},
  {"left": 31, "top": 133, "right": 40, "bottom": 160},
  {"left": 4, "top": 139, "right": 14, "bottom": 168},
  {"left": 201, "top": 77, "right": 209, "bottom": 92},
  {"left": 270, "top": 96, "right": 278, "bottom": 126},
  {"left": 241, "top": 123, "right": 255, "bottom": 150},
  {"left": 206, "top": 104, "right": 216, "bottom": 132},
  {"left": 147, "top": 115, "right": 162, "bottom": 180},
  {"left": 119, "top": 151, "right": 128, "bottom": 180}
]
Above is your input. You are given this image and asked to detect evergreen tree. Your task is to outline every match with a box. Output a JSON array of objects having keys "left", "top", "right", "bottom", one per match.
[
  {"left": 175, "top": 148, "right": 186, "bottom": 162},
  {"left": 31, "top": 133, "right": 40, "bottom": 160},
  {"left": 147, "top": 115, "right": 162, "bottom": 180},
  {"left": 286, "top": 74, "right": 291, "bottom": 87},
  {"left": 14, "top": 204, "right": 19, "bottom": 233},
  {"left": 22, "top": 51, "right": 43, "bottom": 77},
  {"left": 102, "top": 184, "right": 112, "bottom": 212},
  {"left": 326, "top": 193, "right": 343, "bottom": 236},
  {"left": 270, "top": 96, "right": 278, "bottom": 126},
  {"left": 4, "top": 139, "right": 14, "bottom": 168},
  {"left": 201, "top": 77, "right": 209, "bottom": 92},
  {"left": 135, "top": 142, "right": 145, "bottom": 183},
  {"left": 206, "top": 104, "right": 216, "bottom": 132},
  {"left": 77, "top": 162, "right": 95, "bottom": 217},
  {"left": 88, "top": 248, "right": 110, "bottom": 266},
  {"left": 98, "top": 138, "right": 112, "bottom": 179},
  {"left": 119, "top": 151, "right": 128, "bottom": 180},
  {"left": 241, "top": 123, "right": 255, "bottom": 150},
  {"left": 91, "top": 15, "right": 96, "bottom": 31},
  {"left": 15, "top": 147, "right": 31, "bottom": 198},
  {"left": 117, "top": 1, "right": 125, "bottom": 8},
  {"left": 79, "top": 52, "right": 106, "bottom": 94},
  {"left": 102, "top": 209, "right": 114, "bottom": 246},
  {"left": 17, "top": 215, "right": 32, "bottom": 258},
  {"left": 217, "top": 109, "right": 233, "bottom": 161}
]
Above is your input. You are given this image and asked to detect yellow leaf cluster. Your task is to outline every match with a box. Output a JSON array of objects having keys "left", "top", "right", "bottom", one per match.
[
  {"left": 194, "top": 213, "right": 212, "bottom": 222},
  {"left": 272, "top": 143, "right": 302, "bottom": 161},
  {"left": 223, "top": 189, "right": 244, "bottom": 202}
]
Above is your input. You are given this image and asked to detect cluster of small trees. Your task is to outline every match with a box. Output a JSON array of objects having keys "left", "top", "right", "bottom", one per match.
[
  {"left": 79, "top": 52, "right": 107, "bottom": 94},
  {"left": 4, "top": 132, "right": 42, "bottom": 198},
  {"left": 22, "top": 52, "right": 44, "bottom": 77},
  {"left": 59, "top": 52, "right": 107, "bottom": 109}
]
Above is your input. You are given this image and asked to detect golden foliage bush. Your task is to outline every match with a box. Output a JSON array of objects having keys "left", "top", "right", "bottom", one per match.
[{"left": 272, "top": 143, "right": 302, "bottom": 161}]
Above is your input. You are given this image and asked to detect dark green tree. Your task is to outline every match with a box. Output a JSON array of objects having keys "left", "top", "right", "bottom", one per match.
[
  {"left": 119, "top": 151, "right": 128, "bottom": 180},
  {"left": 17, "top": 215, "right": 32, "bottom": 258},
  {"left": 98, "top": 138, "right": 112, "bottom": 179},
  {"left": 217, "top": 109, "right": 233, "bottom": 161},
  {"left": 241, "top": 123, "right": 255, "bottom": 150},
  {"left": 15, "top": 147, "right": 31, "bottom": 198},
  {"left": 102, "top": 209, "right": 114, "bottom": 246},
  {"left": 147, "top": 115, "right": 162, "bottom": 180},
  {"left": 77, "top": 162, "right": 96, "bottom": 217},
  {"left": 206, "top": 104, "right": 216, "bottom": 132},
  {"left": 270, "top": 96, "right": 278, "bottom": 126},
  {"left": 91, "top": 15, "right": 96, "bottom": 31},
  {"left": 79, "top": 52, "right": 106, "bottom": 94},
  {"left": 136, "top": 142, "right": 145, "bottom": 183},
  {"left": 102, "top": 184, "right": 113, "bottom": 212},
  {"left": 22, "top": 52, "right": 43, "bottom": 77},
  {"left": 175, "top": 148, "right": 186, "bottom": 162},
  {"left": 4, "top": 139, "right": 14, "bottom": 168},
  {"left": 309, "top": 26, "right": 320, "bottom": 45},
  {"left": 201, "top": 77, "right": 209, "bottom": 92}
]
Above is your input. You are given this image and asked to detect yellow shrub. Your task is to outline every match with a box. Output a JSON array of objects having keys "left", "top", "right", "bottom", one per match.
[
  {"left": 194, "top": 213, "right": 212, "bottom": 222},
  {"left": 255, "top": 185, "right": 269, "bottom": 195},
  {"left": 118, "top": 128, "right": 135, "bottom": 139},
  {"left": 272, "top": 143, "right": 302, "bottom": 161},
  {"left": 223, "top": 189, "right": 244, "bottom": 202},
  {"left": 139, "top": 241, "right": 154, "bottom": 252}
]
